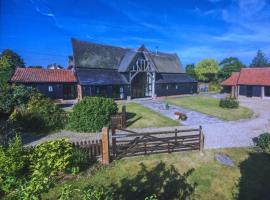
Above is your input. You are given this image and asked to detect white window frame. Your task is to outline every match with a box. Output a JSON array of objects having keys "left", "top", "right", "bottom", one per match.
[{"left": 48, "top": 85, "right": 53, "bottom": 92}]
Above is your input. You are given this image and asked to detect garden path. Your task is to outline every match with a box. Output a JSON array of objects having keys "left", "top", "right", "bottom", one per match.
[{"left": 133, "top": 99, "right": 223, "bottom": 126}]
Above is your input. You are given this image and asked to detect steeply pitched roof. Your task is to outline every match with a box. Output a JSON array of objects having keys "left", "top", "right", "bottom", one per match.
[
  {"left": 10, "top": 68, "right": 77, "bottom": 83},
  {"left": 221, "top": 72, "right": 240, "bottom": 86},
  {"left": 156, "top": 73, "right": 197, "bottom": 84},
  {"left": 221, "top": 68, "right": 270, "bottom": 86},
  {"left": 76, "top": 69, "right": 128, "bottom": 85},
  {"left": 71, "top": 38, "right": 184, "bottom": 73},
  {"left": 72, "top": 38, "right": 130, "bottom": 69},
  {"left": 147, "top": 52, "right": 184, "bottom": 73}
]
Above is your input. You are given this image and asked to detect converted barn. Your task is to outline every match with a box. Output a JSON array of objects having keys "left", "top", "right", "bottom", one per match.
[
  {"left": 221, "top": 68, "right": 270, "bottom": 99},
  {"left": 10, "top": 39, "right": 197, "bottom": 100},
  {"left": 72, "top": 38, "right": 197, "bottom": 99},
  {"left": 10, "top": 68, "right": 77, "bottom": 100}
]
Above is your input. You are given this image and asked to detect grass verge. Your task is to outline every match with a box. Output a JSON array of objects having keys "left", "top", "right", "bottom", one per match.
[{"left": 164, "top": 96, "right": 253, "bottom": 121}]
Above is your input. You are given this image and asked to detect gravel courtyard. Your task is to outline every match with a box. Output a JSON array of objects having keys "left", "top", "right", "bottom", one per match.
[{"left": 24, "top": 98, "right": 270, "bottom": 150}]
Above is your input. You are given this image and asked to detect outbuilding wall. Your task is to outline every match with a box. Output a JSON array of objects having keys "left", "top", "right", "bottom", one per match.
[{"left": 155, "top": 82, "right": 197, "bottom": 97}]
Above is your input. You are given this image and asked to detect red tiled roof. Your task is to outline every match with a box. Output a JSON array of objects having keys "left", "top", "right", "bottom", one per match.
[
  {"left": 238, "top": 68, "right": 270, "bottom": 86},
  {"left": 221, "top": 68, "right": 270, "bottom": 86},
  {"left": 10, "top": 68, "right": 77, "bottom": 83},
  {"left": 221, "top": 72, "right": 240, "bottom": 86}
]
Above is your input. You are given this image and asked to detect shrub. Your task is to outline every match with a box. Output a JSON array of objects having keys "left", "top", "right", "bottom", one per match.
[
  {"left": 208, "top": 82, "right": 222, "bottom": 92},
  {"left": 219, "top": 97, "right": 239, "bottom": 109},
  {"left": 256, "top": 133, "right": 270, "bottom": 154},
  {"left": 10, "top": 93, "right": 67, "bottom": 133},
  {"left": 18, "top": 139, "right": 73, "bottom": 199},
  {"left": 0, "top": 119, "right": 19, "bottom": 146},
  {"left": 68, "top": 148, "right": 91, "bottom": 174},
  {"left": 68, "top": 97, "right": 118, "bottom": 132},
  {"left": 0, "top": 136, "right": 28, "bottom": 195},
  {"left": 0, "top": 85, "right": 36, "bottom": 114},
  {"left": 82, "top": 185, "right": 114, "bottom": 200}
]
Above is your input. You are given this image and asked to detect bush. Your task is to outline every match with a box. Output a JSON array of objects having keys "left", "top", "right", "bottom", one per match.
[
  {"left": 18, "top": 139, "right": 73, "bottom": 199},
  {"left": 10, "top": 93, "right": 67, "bottom": 133},
  {"left": 256, "top": 133, "right": 270, "bottom": 154},
  {"left": 0, "top": 136, "right": 28, "bottom": 195},
  {"left": 219, "top": 97, "right": 239, "bottom": 109},
  {"left": 67, "top": 148, "right": 91, "bottom": 174},
  {"left": 0, "top": 119, "right": 19, "bottom": 146},
  {"left": 0, "top": 85, "right": 36, "bottom": 114},
  {"left": 208, "top": 82, "right": 222, "bottom": 92},
  {"left": 68, "top": 97, "right": 118, "bottom": 132}
]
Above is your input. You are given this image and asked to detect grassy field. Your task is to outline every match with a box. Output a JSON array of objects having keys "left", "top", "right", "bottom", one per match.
[
  {"left": 118, "top": 102, "right": 179, "bottom": 128},
  {"left": 164, "top": 96, "right": 253, "bottom": 121},
  {"left": 45, "top": 148, "right": 270, "bottom": 200}
]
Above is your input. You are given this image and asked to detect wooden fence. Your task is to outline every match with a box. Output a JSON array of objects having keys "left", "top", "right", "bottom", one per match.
[
  {"left": 111, "top": 105, "right": 126, "bottom": 128},
  {"left": 71, "top": 139, "right": 102, "bottom": 159},
  {"left": 100, "top": 126, "right": 204, "bottom": 163}
]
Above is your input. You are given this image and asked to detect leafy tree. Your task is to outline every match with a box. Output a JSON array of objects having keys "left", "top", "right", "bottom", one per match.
[
  {"left": 250, "top": 50, "right": 269, "bottom": 67},
  {"left": 0, "top": 49, "right": 25, "bottom": 69},
  {"left": 0, "top": 56, "right": 13, "bottom": 89},
  {"left": 0, "top": 85, "right": 36, "bottom": 114},
  {"left": 185, "top": 64, "right": 196, "bottom": 79},
  {"left": 195, "top": 58, "right": 220, "bottom": 82},
  {"left": 219, "top": 57, "right": 245, "bottom": 79},
  {"left": 47, "top": 63, "right": 63, "bottom": 69}
]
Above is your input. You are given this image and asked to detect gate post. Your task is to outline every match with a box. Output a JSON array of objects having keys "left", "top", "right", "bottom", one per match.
[
  {"left": 101, "top": 127, "right": 110, "bottom": 165},
  {"left": 199, "top": 126, "right": 204, "bottom": 155},
  {"left": 122, "top": 105, "right": 126, "bottom": 128},
  {"left": 112, "top": 127, "right": 117, "bottom": 157}
]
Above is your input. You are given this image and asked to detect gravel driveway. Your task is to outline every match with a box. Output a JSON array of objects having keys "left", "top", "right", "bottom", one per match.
[{"left": 24, "top": 98, "right": 270, "bottom": 150}]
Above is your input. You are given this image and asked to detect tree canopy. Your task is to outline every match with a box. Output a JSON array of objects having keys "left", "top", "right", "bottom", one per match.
[
  {"left": 0, "top": 56, "right": 13, "bottom": 89},
  {"left": 185, "top": 64, "right": 196, "bottom": 79},
  {"left": 195, "top": 58, "right": 219, "bottom": 82},
  {"left": 219, "top": 57, "right": 245, "bottom": 79},
  {"left": 0, "top": 49, "right": 25, "bottom": 69},
  {"left": 250, "top": 50, "right": 269, "bottom": 67}
]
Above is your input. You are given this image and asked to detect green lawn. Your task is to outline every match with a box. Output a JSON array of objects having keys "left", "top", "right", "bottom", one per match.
[
  {"left": 118, "top": 102, "right": 179, "bottom": 128},
  {"left": 164, "top": 96, "right": 253, "bottom": 121},
  {"left": 45, "top": 148, "right": 270, "bottom": 200}
]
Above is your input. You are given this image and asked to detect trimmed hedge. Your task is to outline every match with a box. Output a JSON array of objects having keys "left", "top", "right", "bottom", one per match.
[
  {"left": 68, "top": 97, "right": 118, "bottom": 132},
  {"left": 219, "top": 97, "right": 239, "bottom": 109}
]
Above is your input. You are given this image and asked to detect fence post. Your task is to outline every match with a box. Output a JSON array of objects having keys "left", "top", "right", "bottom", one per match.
[
  {"left": 122, "top": 105, "right": 126, "bottom": 128},
  {"left": 112, "top": 127, "right": 116, "bottom": 157},
  {"left": 199, "top": 125, "right": 204, "bottom": 155},
  {"left": 101, "top": 127, "right": 110, "bottom": 165}
]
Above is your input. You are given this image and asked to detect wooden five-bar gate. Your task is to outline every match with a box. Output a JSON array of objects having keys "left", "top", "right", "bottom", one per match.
[{"left": 101, "top": 126, "right": 205, "bottom": 164}]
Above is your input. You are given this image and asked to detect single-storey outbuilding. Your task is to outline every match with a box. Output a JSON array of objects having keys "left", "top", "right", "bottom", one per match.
[
  {"left": 221, "top": 68, "right": 270, "bottom": 99},
  {"left": 10, "top": 68, "right": 77, "bottom": 100}
]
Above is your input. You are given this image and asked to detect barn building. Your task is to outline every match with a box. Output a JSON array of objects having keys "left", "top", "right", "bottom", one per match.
[
  {"left": 221, "top": 68, "right": 270, "bottom": 99},
  {"left": 10, "top": 39, "right": 197, "bottom": 100},
  {"left": 72, "top": 38, "right": 197, "bottom": 100}
]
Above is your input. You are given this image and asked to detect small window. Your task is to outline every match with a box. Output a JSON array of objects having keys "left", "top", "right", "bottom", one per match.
[
  {"left": 175, "top": 85, "right": 178, "bottom": 89},
  {"left": 166, "top": 85, "right": 169, "bottom": 90},
  {"left": 48, "top": 86, "right": 53, "bottom": 92},
  {"left": 120, "top": 86, "right": 124, "bottom": 93}
]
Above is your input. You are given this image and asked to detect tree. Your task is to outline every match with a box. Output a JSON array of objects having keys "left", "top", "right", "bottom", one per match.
[
  {"left": 250, "top": 50, "right": 269, "bottom": 67},
  {"left": 47, "top": 63, "right": 63, "bottom": 69},
  {"left": 0, "top": 56, "right": 13, "bottom": 89},
  {"left": 0, "top": 49, "right": 25, "bottom": 69},
  {"left": 219, "top": 57, "right": 245, "bottom": 79},
  {"left": 195, "top": 58, "right": 220, "bottom": 82},
  {"left": 185, "top": 64, "right": 196, "bottom": 79}
]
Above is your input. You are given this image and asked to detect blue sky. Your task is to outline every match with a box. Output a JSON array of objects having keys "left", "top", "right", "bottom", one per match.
[{"left": 1, "top": 0, "right": 270, "bottom": 67}]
